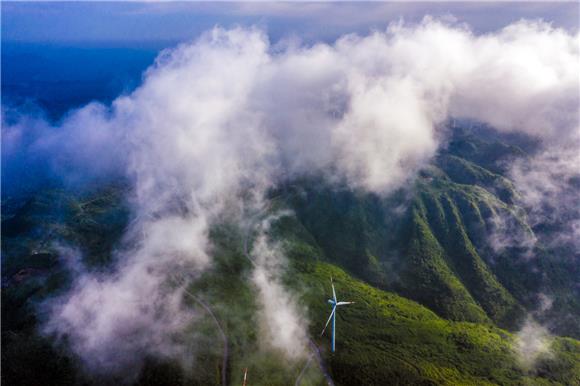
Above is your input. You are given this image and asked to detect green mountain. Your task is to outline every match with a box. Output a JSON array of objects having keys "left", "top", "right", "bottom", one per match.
[{"left": 2, "top": 128, "right": 579, "bottom": 385}]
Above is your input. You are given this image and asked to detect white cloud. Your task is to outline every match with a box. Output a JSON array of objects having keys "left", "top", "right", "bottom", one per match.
[
  {"left": 450, "top": 20, "right": 579, "bottom": 139},
  {"left": 250, "top": 218, "right": 309, "bottom": 360},
  {"left": 515, "top": 317, "right": 553, "bottom": 370},
  {"left": 509, "top": 146, "right": 580, "bottom": 253}
]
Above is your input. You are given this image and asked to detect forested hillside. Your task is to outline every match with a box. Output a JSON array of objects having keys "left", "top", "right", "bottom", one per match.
[{"left": 2, "top": 127, "right": 579, "bottom": 385}]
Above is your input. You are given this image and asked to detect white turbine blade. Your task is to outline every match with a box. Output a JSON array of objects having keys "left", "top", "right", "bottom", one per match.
[
  {"left": 320, "top": 306, "right": 336, "bottom": 336},
  {"left": 331, "top": 277, "right": 337, "bottom": 303},
  {"left": 336, "top": 301, "right": 354, "bottom": 306}
]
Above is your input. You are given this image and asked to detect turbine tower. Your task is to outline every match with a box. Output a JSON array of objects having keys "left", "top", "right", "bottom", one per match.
[{"left": 321, "top": 277, "right": 354, "bottom": 352}]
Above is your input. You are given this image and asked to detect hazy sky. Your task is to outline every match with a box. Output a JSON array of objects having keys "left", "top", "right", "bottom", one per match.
[{"left": 3, "top": 2, "right": 579, "bottom": 47}]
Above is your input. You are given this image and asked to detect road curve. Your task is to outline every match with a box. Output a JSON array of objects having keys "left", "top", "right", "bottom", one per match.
[{"left": 174, "top": 273, "right": 229, "bottom": 386}]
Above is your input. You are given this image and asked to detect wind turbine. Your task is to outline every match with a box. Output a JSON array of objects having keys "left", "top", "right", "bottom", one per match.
[{"left": 321, "top": 277, "right": 354, "bottom": 352}]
